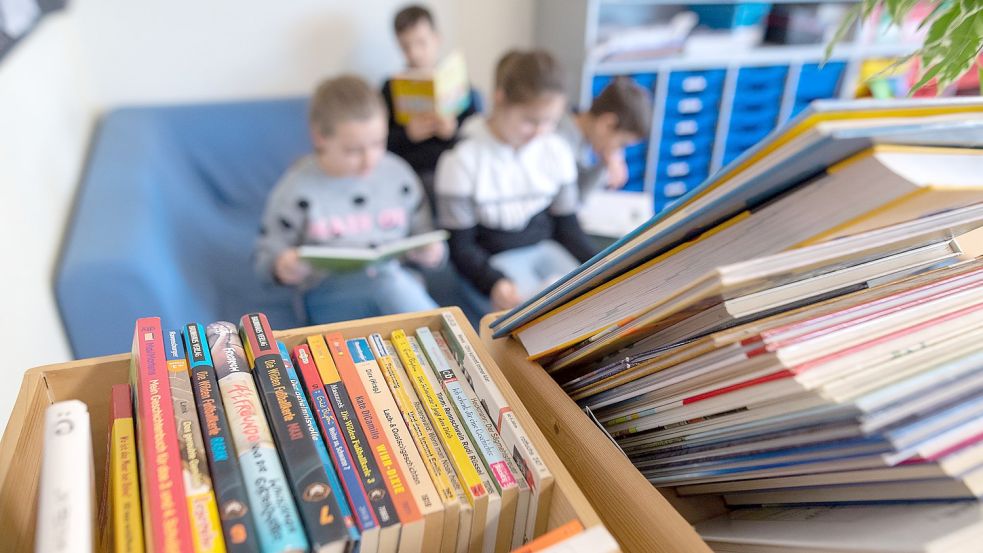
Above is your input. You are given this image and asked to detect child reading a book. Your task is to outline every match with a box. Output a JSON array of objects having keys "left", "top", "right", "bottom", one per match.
[
  {"left": 555, "top": 76, "right": 652, "bottom": 199},
  {"left": 381, "top": 4, "right": 480, "bottom": 205},
  {"left": 435, "top": 50, "right": 598, "bottom": 311},
  {"left": 254, "top": 75, "right": 444, "bottom": 324}
]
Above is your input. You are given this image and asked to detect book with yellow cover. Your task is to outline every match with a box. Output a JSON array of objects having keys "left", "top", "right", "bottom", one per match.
[
  {"left": 346, "top": 337, "right": 445, "bottom": 553},
  {"left": 408, "top": 334, "right": 503, "bottom": 553},
  {"left": 392, "top": 329, "right": 491, "bottom": 553},
  {"left": 164, "top": 329, "right": 226, "bottom": 553},
  {"left": 108, "top": 384, "right": 145, "bottom": 553},
  {"left": 368, "top": 333, "right": 467, "bottom": 553},
  {"left": 391, "top": 51, "right": 470, "bottom": 125}
]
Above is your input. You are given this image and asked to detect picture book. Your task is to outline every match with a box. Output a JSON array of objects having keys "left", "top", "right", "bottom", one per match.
[
  {"left": 390, "top": 51, "right": 470, "bottom": 125},
  {"left": 298, "top": 230, "right": 448, "bottom": 272}
]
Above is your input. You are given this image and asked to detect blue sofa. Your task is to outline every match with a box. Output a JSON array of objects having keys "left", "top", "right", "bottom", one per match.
[{"left": 56, "top": 98, "right": 488, "bottom": 359}]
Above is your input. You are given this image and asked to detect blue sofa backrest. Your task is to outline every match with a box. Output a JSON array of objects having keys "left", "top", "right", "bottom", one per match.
[{"left": 57, "top": 98, "right": 313, "bottom": 358}]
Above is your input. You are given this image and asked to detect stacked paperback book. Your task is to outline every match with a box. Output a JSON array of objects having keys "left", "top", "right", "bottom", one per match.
[
  {"left": 491, "top": 98, "right": 983, "bottom": 552},
  {"left": 34, "top": 311, "right": 607, "bottom": 553}
]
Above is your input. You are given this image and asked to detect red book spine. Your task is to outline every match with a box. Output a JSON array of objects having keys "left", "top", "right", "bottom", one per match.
[
  {"left": 325, "top": 332, "right": 422, "bottom": 524},
  {"left": 132, "top": 317, "right": 194, "bottom": 552}
]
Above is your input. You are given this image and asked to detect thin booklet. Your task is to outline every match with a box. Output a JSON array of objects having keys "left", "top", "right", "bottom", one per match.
[{"left": 299, "top": 230, "right": 449, "bottom": 272}]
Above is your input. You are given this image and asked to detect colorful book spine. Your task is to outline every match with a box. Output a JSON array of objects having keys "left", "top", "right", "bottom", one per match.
[
  {"left": 408, "top": 335, "right": 503, "bottom": 553},
  {"left": 391, "top": 329, "right": 491, "bottom": 553},
  {"left": 293, "top": 343, "right": 382, "bottom": 552},
  {"left": 206, "top": 321, "right": 308, "bottom": 553},
  {"left": 417, "top": 328, "right": 516, "bottom": 553},
  {"left": 35, "top": 400, "right": 94, "bottom": 553},
  {"left": 431, "top": 330, "right": 532, "bottom": 551},
  {"left": 131, "top": 317, "right": 195, "bottom": 552},
  {"left": 440, "top": 312, "right": 554, "bottom": 540},
  {"left": 347, "top": 337, "right": 445, "bottom": 552},
  {"left": 307, "top": 334, "right": 401, "bottom": 553},
  {"left": 369, "top": 333, "right": 466, "bottom": 553},
  {"left": 385, "top": 338, "right": 475, "bottom": 553},
  {"left": 108, "top": 384, "right": 144, "bottom": 553},
  {"left": 183, "top": 323, "right": 260, "bottom": 552},
  {"left": 277, "top": 341, "right": 361, "bottom": 545},
  {"left": 325, "top": 332, "right": 425, "bottom": 551},
  {"left": 165, "top": 329, "right": 226, "bottom": 553},
  {"left": 238, "top": 314, "right": 352, "bottom": 553}
]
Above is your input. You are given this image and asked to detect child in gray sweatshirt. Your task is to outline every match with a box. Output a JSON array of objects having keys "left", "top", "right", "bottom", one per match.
[{"left": 255, "top": 75, "right": 443, "bottom": 323}]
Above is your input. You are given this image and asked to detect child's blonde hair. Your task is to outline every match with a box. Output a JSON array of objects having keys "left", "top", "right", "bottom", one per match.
[
  {"left": 309, "top": 75, "right": 386, "bottom": 136},
  {"left": 494, "top": 49, "right": 566, "bottom": 105}
]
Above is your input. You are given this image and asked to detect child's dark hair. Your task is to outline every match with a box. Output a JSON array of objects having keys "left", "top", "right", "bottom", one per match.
[
  {"left": 394, "top": 4, "right": 435, "bottom": 34},
  {"left": 590, "top": 77, "right": 653, "bottom": 138},
  {"left": 309, "top": 75, "right": 386, "bottom": 136},
  {"left": 494, "top": 49, "right": 566, "bottom": 104}
]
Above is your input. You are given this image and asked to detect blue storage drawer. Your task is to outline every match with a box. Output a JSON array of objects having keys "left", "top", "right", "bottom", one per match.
[
  {"left": 630, "top": 73, "right": 658, "bottom": 92},
  {"left": 656, "top": 171, "right": 708, "bottom": 196},
  {"left": 659, "top": 135, "right": 714, "bottom": 159},
  {"left": 663, "top": 112, "right": 719, "bottom": 139},
  {"left": 728, "top": 107, "right": 780, "bottom": 131},
  {"left": 664, "top": 93, "right": 723, "bottom": 118},
  {"left": 734, "top": 65, "right": 788, "bottom": 93},
  {"left": 796, "top": 61, "right": 846, "bottom": 100},
  {"left": 668, "top": 69, "right": 726, "bottom": 95},
  {"left": 731, "top": 87, "right": 784, "bottom": 113},
  {"left": 657, "top": 154, "right": 710, "bottom": 180}
]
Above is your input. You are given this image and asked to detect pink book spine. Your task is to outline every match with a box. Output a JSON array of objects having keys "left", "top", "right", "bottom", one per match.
[{"left": 133, "top": 317, "right": 194, "bottom": 552}]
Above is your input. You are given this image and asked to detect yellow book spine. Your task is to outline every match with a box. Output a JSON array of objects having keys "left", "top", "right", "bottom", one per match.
[
  {"left": 110, "top": 417, "right": 145, "bottom": 553},
  {"left": 377, "top": 352, "right": 460, "bottom": 505},
  {"left": 168, "top": 358, "right": 226, "bottom": 553},
  {"left": 307, "top": 334, "right": 343, "bottom": 384},
  {"left": 392, "top": 330, "right": 487, "bottom": 504}
]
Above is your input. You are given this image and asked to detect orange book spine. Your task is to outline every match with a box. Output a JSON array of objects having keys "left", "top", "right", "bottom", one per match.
[{"left": 325, "top": 332, "right": 423, "bottom": 526}]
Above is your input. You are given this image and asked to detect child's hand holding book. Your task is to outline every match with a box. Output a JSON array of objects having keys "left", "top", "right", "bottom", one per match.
[{"left": 275, "top": 248, "right": 314, "bottom": 285}]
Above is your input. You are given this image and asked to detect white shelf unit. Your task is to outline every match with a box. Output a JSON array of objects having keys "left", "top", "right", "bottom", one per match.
[{"left": 534, "top": 0, "right": 914, "bottom": 214}]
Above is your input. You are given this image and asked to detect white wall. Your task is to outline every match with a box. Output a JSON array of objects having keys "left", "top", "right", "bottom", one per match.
[
  {"left": 0, "top": 0, "right": 533, "bottom": 431},
  {"left": 71, "top": 0, "right": 533, "bottom": 105},
  {"left": 0, "top": 11, "right": 95, "bottom": 432}
]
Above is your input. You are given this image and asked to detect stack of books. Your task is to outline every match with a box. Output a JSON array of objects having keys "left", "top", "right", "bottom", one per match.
[
  {"left": 36, "top": 311, "right": 567, "bottom": 553},
  {"left": 491, "top": 98, "right": 983, "bottom": 552}
]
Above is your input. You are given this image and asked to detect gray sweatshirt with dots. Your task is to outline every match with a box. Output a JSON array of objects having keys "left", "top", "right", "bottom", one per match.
[{"left": 254, "top": 152, "right": 431, "bottom": 287}]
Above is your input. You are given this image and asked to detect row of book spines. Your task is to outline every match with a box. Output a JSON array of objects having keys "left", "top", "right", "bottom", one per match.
[
  {"left": 239, "top": 314, "right": 356, "bottom": 552},
  {"left": 129, "top": 314, "right": 551, "bottom": 553}
]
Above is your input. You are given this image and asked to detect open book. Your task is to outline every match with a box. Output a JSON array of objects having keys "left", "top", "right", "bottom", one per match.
[
  {"left": 390, "top": 51, "right": 470, "bottom": 125},
  {"left": 298, "top": 230, "right": 449, "bottom": 272}
]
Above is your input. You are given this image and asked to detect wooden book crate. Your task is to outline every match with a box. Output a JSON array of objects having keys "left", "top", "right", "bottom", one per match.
[
  {"left": 481, "top": 316, "right": 733, "bottom": 553},
  {"left": 0, "top": 308, "right": 605, "bottom": 552}
]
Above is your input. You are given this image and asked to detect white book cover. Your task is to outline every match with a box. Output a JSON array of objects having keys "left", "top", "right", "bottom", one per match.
[
  {"left": 538, "top": 525, "right": 620, "bottom": 553},
  {"left": 696, "top": 503, "right": 983, "bottom": 553},
  {"left": 35, "top": 400, "right": 94, "bottom": 553}
]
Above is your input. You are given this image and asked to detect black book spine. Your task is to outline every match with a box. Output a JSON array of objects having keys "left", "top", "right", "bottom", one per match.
[
  {"left": 184, "top": 323, "right": 261, "bottom": 552},
  {"left": 324, "top": 375, "right": 401, "bottom": 532},
  {"left": 239, "top": 314, "right": 351, "bottom": 553}
]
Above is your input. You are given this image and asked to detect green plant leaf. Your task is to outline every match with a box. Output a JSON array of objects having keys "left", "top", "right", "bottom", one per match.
[{"left": 825, "top": 3, "right": 861, "bottom": 61}]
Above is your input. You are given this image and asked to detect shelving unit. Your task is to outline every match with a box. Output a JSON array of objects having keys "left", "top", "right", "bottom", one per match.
[{"left": 535, "top": 0, "right": 915, "bottom": 219}]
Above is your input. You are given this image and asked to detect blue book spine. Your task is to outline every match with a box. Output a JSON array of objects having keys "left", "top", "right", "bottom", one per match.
[{"left": 278, "top": 342, "right": 361, "bottom": 545}]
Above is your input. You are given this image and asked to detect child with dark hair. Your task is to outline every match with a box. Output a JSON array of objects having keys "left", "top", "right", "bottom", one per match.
[
  {"left": 436, "top": 50, "right": 598, "bottom": 311},
  {"left": 255, "top": 75, "right": 444, "bottom": 323},
  {"left": 382, "top": 4, "right": 480, "bottom": 205},
  {"left": 556, "top": 76, "right": 653, "bottom": 198}
]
